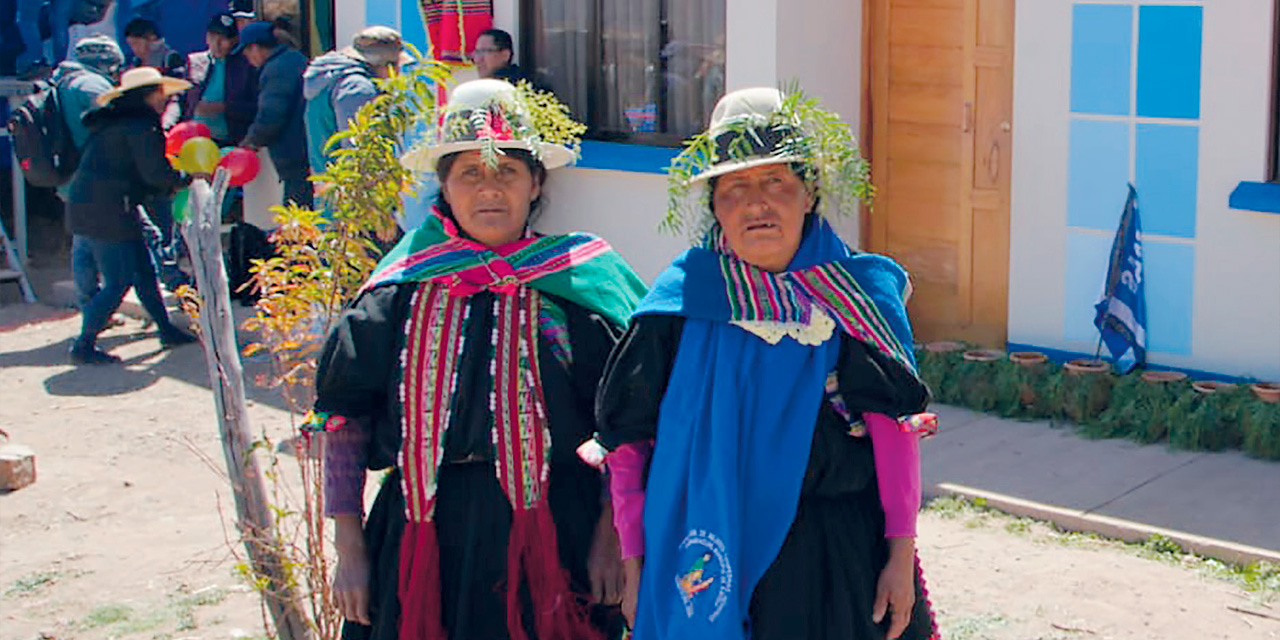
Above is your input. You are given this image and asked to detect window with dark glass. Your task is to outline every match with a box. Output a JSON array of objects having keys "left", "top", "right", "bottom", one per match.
[{"left": 521, "top": 0, "right": 726, "bottom": 145}]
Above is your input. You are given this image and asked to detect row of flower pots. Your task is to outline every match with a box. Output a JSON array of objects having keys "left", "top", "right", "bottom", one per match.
[{"left": 922, "top": 341, "right": 1280, "bottom": 404}]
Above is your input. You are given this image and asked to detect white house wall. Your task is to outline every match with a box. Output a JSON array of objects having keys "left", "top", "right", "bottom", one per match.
[
  {"left": 1010, "top": 0, "right": 1280, "bottom": 379},
  {"left": 337, "top": 0, "right": 868, "bottom": 284}
]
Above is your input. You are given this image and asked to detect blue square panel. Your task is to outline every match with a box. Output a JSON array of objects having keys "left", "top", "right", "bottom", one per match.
[
  {"left": 1135, "top": 124, "right": 1199, "bottom": 238},
  {"left": 1068, "top": 119, "right": 1131, "bottom": 231},
  {"left": 1071, "top": 5, "right": 1133, "bottom": 115},
  {"left": 1137, "top": 6, "right": 1203, "bottom": 119},
  {"left": 1142, "top": 241, "right": 1195, "bottom": 355},
  {"left": 1063, "top": 231, "right": 1113, "bottom": 343},
  {"left": 1064, "top": 234, "right": 1195, "bottom": 356}
]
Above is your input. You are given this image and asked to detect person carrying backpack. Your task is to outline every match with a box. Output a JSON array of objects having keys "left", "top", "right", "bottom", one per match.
[
  {"left": 54, "top": 36, "right": 126, "bottom": 309},
  {"left": 6, "top": 35, "right": 121, "bottom": 191}
]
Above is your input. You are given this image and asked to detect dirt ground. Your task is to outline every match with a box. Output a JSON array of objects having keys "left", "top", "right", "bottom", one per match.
[{"left": 1, "top": 304, "right": 1277, "bottom": 640}]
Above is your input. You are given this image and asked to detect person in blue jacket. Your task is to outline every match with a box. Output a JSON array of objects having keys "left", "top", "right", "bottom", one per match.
[{"left": 237, "top": 21, "right": 311, "bottom": 208}]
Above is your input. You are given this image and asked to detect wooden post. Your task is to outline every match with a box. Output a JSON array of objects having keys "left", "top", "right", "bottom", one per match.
[{"left": 182, "top": 173, "right": 311, "bottom": 640}]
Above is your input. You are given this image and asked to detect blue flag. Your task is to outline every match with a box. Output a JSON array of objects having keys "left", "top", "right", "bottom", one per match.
[{"left": 1094, "top": 184, "right": 1147, "bottom": 373}]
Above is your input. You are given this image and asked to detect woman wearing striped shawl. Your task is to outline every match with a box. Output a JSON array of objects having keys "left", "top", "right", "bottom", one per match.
[
  {"left": 588, "top": 87, "right": 942, "bottom": 640},
  {"left": 312, "top": 79, "right": 645, "bottom": 640}
]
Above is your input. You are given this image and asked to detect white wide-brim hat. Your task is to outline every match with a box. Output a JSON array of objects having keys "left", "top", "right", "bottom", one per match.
[
  {"left": 687, "top": 87, "right": 805, "bottom": 184},
  {"left": 98, "top": 67, "right": 191, "bottom": 106},
  {"left": 400, "top": 79, "right": 577, "bottom": 173}
]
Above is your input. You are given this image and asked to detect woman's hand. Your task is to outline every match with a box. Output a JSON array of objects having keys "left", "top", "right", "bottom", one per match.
[
  {"left": 872, "top": 537, "right": 916, "bottom": 640},
  {"left": 333, "top": 515, "right": 372, "bottom": 625},
  {"left": 622, "top": 557, "right": 643, "bottom": 628},
  {"left": 588, "top": 505, "right": 625, "bottom": 606}
]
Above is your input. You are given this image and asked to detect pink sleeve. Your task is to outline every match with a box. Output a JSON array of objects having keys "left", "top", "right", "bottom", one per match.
[
  {"left": 866, "top": 413, "right": 921, "bottom": 538},
  {"left": 605, "top": 440, "right": 653, "bottom": 559}
]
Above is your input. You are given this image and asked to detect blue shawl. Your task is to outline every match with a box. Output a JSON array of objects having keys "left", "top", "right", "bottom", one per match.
[{"left": 632, "top": 217, "right": 916, "bottom": 640}]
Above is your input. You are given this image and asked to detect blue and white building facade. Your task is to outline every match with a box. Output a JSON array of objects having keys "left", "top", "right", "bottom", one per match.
[
  {"left": 333, "top": 0, "right": 1280, "bottom": 380},
  {"left": 1010, "top": 0, "right": 1280, "bottom": 380}
]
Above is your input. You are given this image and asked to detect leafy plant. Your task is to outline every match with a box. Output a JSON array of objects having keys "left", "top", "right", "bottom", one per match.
[
  {"left": 918, "top": 346, "right": 967, "bottom": 405},
  {"left": 1088, "top": 374, "right": 1190, "bottom": 442},
  {"left": 1241, "top": 399, "right": 1280, "bottom": 460},
  {"left": 1045, "top": 368, "right": 1114, "bottom": 426},
  {"left": 225, "top": 56, "right": 454, "bottom": 640},
  {"left": 1168, "top": 386, "right": 1251, "bottom": 451},
  {"left": 663, "top": 84, "right": 874, "bottom": 238}
]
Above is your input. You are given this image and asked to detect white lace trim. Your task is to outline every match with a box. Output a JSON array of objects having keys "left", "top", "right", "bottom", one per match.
[{"left": 731, "top": 307, "right": 836, "bottom": 346}]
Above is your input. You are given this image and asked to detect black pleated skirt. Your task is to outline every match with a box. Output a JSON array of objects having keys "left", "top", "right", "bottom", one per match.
[
  {"left": 342, "top": 463, "right": 625, "bottom": 640},
  {"left": 748, "top": 484, "right": 939, "bottom": 640}
]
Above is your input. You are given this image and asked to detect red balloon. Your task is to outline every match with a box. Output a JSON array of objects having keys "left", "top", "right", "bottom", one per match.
[
  {"left": 166, "top": 121, "right": 213, "bottom": 157},
  {"left": 217, "top": 148, "right": 261, "bottom": 187}
]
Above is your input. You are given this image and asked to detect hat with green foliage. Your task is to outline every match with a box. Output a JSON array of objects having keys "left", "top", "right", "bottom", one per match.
[
  {"left": 401, "top": 78, "right": 586, "bottom": 173},
  {"left": 664, "top": 86, "right": 874, "bottom": 237}
]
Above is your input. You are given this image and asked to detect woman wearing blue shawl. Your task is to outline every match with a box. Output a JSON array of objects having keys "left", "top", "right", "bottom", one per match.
[{"left": 587, "top": 88, "right": 942, "bottom": 640}]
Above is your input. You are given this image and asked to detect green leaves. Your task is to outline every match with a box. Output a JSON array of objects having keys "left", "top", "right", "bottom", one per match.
[{"left": 664, "top": 84, "right": 875, "bottom": 239}]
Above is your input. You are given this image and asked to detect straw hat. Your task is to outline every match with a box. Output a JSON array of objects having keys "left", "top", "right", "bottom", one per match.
[
  {"left": 401, "top": 79, "right": 578, "bottom": 173},
  {"left": 98, "top": 67, "right": 191, "bottom": 106},
  {"left": 687, "top": 87, "right": 804, "bottom": 183},
  {"left": 663, "top": 85, "right": 874, "bottom": 237}
]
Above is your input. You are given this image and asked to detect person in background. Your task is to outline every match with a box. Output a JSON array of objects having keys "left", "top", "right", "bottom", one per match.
[
  {"left": 185, "top": 12, "right": 258, "bottom": 147},
  {"left": 52, "top": 35, "right": 124, "bottom": 310},
  {"left": 470, "top": 28, "right": 525, "bottom": 83},
  {"left": 122, "top": 17, "right": 185, "bottom": 77},
  {"left": 65, "top": 67, "right": 198, "bottom": 365},
  {"left": 237, "top": 20, "right": 312, "bottom": 208},
  {"left": 230, "top": 5, "right": 255, "bottom": 31},
  {"left": 270, "top": 14, "right": 299, "bottom": 50},
  {"left": 302, "top": 26, "right": 409, "bottom": 177}
]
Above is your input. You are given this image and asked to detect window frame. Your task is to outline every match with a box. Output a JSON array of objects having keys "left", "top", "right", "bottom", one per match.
[
  {"left": 1270, "top": 0, "right": 1280, "bottom": 181},
  {"left": 519, "top": 0, "right": 715, "bottom": 148}
]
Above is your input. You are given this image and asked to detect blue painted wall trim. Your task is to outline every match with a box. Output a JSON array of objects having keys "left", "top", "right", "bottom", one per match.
[
  {"left": 1228, "top": 181, "right": 1280, "bottom": 214},
  {"left": 1004, "top": 343, "right": 1253, "bottom": 383},
  {"left": 574, "top": 141, "right": 680, "bottom": 174}
]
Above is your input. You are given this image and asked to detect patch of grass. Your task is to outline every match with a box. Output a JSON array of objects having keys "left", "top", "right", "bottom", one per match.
[
  {"left": 941, "top": 612, "right": 1009, "bottom": 640},
  {"left": 4, "top": 570, "right": 61, "bottom": 597},
  {"left": 80, "top": 603, "right": 134, "bottom": 628},
  {"left": 73, "top": 586, "right": 232, "bottom": 636},
  {"left": 923, "top": 495, "right": 1280, "bottom": 599}
]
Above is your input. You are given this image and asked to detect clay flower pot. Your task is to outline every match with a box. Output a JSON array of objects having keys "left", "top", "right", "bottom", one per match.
[
  {"left": 1192, "top": 380, "right": 1237, "bottom": 395},
  {"left": 925, "top": 340, "right": 965, "bottom": 354},
  {"left": 1141, "top": 371, "right": 1187, "bottom": 384},
  {"left": 1251, "top": 382, "right": 1280, "bottom": 403},
  {"left": 1009, "top": 352, "right": 1048, "bottom": 367},
  {"left": 1064, "top": 359, "right": 1109, "bottom": 375},
  {"left": 962, "top": 349, "right": 1003, "bottom": 362}
]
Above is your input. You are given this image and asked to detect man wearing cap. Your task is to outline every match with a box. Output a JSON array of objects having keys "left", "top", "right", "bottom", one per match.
[
  {"left": 237, "top": 20, "right": 311, "bottom": 208},
  {"left": 50, "top": 35, "right": 124, "bottom": 177},
  {"left": 302, "top": 26, "right": 410, "bottom": 176},
  {"left": 51, "top": 35, "right": 126, "bottom": 310},
  {"left": 184, "top": 12, "right": 258, "bottom": 146}
]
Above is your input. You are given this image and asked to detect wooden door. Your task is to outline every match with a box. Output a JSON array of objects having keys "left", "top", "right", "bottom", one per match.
[{"left": 864, "top": 0, "right": 1014, "bottom": 347}]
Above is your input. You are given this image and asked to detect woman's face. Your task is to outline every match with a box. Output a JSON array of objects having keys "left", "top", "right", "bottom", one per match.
[
  {"left": 711, "top": 164, "right": 812, "bottom": 272},
  {"left": 441, "top": 150, "right": 541, "bottom": 247},
  {"left": 144, "top": 87, "right": 168, "bottom": 114}
]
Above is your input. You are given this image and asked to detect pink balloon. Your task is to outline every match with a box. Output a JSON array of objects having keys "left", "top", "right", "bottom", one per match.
[{"left": 217, "top": 148, "right": 261, "bottom": 187}]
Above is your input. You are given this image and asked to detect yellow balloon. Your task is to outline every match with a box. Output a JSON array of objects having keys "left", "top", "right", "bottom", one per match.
[{"left": 178, "top": 137, "right": 222, "bottom": 175}]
